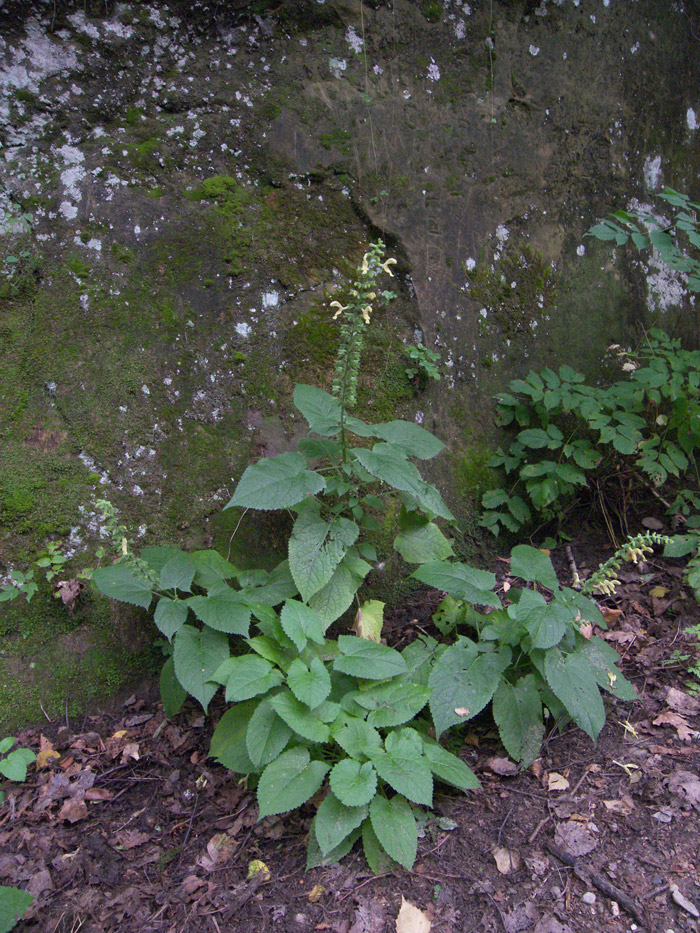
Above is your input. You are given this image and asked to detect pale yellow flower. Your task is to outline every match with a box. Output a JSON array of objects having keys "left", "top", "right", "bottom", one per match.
[
  {"left": 381, "top": 258, "right": 397, "bottom": 276},
  {"left": 362, "top": 305, "right": 372, "bottom": 324},
  {"left": 361, "top": 253, "right": 370, "bottom": 274},
  {"left": 330, "top": 300, "right": 348, "bottom": 319}
]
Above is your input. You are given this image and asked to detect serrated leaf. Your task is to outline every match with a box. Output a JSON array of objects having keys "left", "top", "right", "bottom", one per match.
[
  {"left": 246, "top": 699, "right": 293, "bottom": 768},
  {"left": 577, "top": 637, "right": 638, "bottom": 701},
  {"left": 212, "top": 655, "right": 284, "bottom": 701},
  {"left": 0, "top": 749, "right": 35, "bottom": 782},
  {"left": 353, "top": 445, "right": 453, "bottom": 519},
  {"left": 191, "top": 549, "right": 238, "bottom": 593},
  {"left": 226, "top": 451, "right": 325, "bottom": 510},
  {"left": 160, "top": 656, "right": 187, "bottom": 719},
  {"left": 369, "top": 729, "right": 433, "bottom": 806},
  {"left": 92, "top": 564, "right": 153, "bottom": 609},
  {"left": 160, "top": 553, "right": 196, "bottom": 592},
  {"left": 362, "top": 818, "right": 397, "bottom": 874},
  {"left": 522, "top": 600, "right": 572, "bottom": 650},
  {"left": 334, "top": 636, "right": 407, "bottom": 680},
  {"left": 372, "top": 421, "right": 445, "bottom": 459},
  {"left": 293, "top": 383, "right": 342, "bottom": 435},
  {"left": 308, "top": 559, "right": 364, "bottom": 629},
  {"left": 154, "top": 597, "right": 189, "bottom": 640},
  {"left": 279, "top": 599, "right": 325, "bottom": 651},
  {"left": 287, "top": 657, "right": 331, "bottom": 708},
  {"left": 209, "top": 700, "right": 259, "bottom": 773},
  {"left": 412, "top": 562, "right": 499, "bottom": 607},
  {"left": 544, "top": 649, "right": 605, "bottom": 742},
  {"left": 306, "top": 826, "right": 361, "bottom": 870},
  {"left": 250, "top": 560, "right": 299, "bottom": 606},
  {"left": 353, "top": 599, "right": 384, "bottom": 641},
  {"left": 173, "top": 625, "right": 229, "bottom": 711},
  {"left": 394, "top": 522, "right": 454, "bottom": 564},
  {"left": 187, "top": 591, "right": 252, "bottom": 636},
  {"left": 288, "top": 504, "right": 358, "bottom": 602},
  {"left": 313, "top": 793, "right": 368, "bottom": 855},
  {"left": 422, "top": 742, "right": 479, "bottom": 790},
  {"left": 510, "top": 545, "right": 559, "bottom": 590},
  {"left": 369, "top": 795, "right": 417, "bottom": 871},
  {"left": 355, "top": 681, "right": 431, "bottom": 728},
  {"left": 429, "top": 643, "right": 512, "bottom": 736},
  {"left": 492, "top": 675, "right": 545, "bottom": 766},
  {"left": 0, "top": 885, "right": 34, "bottom": 931},
  {"left": 269, "top": 691, "right": 331, "bottom": 743},
  {"left": 332, "top": 717, "right": 383, "bottom": 759},
  {"left": 257, "top": 747, "right": 329, "bottom": 818},
  {"left": 329, "top": 760, "right": 378, "bottom": 807}
]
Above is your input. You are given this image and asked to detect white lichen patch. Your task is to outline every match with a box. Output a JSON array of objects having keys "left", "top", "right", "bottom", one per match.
[
  {"left": 687, "top": 108, "right": 698, "bottom": 131},
  {"left": 0, "top": 17, "right": 80, "bottom": 96},
  {"left": 345, "top": 26, "right": 364, "bottom": 54},
  {"left": 643, "top": 155, "right": 662, "bottom": 190}
]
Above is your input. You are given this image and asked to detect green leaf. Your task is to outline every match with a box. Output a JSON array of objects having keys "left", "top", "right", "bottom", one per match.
[
  {"left": 160, "top": 657, "right": 187, "bottom": 719},
  {"left": 0, "top": 885, "right": 34, "bottom": 932},
  {"left": 509, "top": 545, "right": 559, "bottom": 589},
  {"left": 293, "top": 384, "right": 342, "bottom": 435},
  {"left": 362, "top": 818, "right": 397, "bottom": 874},
  {"left": 250, "top": 560, "right": 299, "bottom": 606},
  {"left": 412, "top": 561, "right": 499, "bottom": 607},
  {"left": 154, "top": 597, "right": 189, "bottom": 640},
  {"left": 369, "top": 729, "right": 433, "bottom": 806},
  {"left": 306, "top": 826, "right": 361, "bottom": 869},
  {"left": 429, "top": 643, "right": 512, "bottom": 736},
  {"left": 92, "top": 564, "right": 153, "bottom": 609},
  {"left": 369, "top": 795, "right": 417, "bottom": 871},
  {"left": 308, "top": 559, "right": 366, "bottom": 629},
  {"left": 313, "top": 793, "right": 368, "bottom": 855},
  {"left": 355, "top": 681, "right": 431, "bottom": 728},
  {"left": 394, "top": 521, "right": 454, "bottom": 563},
  {"left": 160, "top": 553, "right": 196, "bottom": 592},
  {"left": 334, "top": 636, "right": 407, "bottom": 680},
  {"left": 544, "top": 649, "right": 605, "bottom": 742},
  {"left": 191, "top": 549, "right": 238, "bottom": 593},
  {"left": 209, "top": 700, "right": 259, "bottom": 773},
  {"left": 269, "top": 691, "right": 331, "bottom": 743},
  {"left": 0, "top": 738, "right": 13, "bottom": 756},
  {"left": 287, "top": 657, "right": 332, "bottom": 708},
  {"left": 353, "top": 445, "right": 453, "bottom": 519},
  {"left": 373, "top": 421, "right": 445, "bottom": 459},
  {"left": 577, "top": 637, "right": 638, "bottom": 701},
  {"left": 212, "top": 655, "right": 284, "bottom": 702},
  {"left": 422, "top": 742, "right": 479, "bottom": 790},
  {"left": 288, "top": 504, "right": 359, "bottom": 602},
  {"left": 226, "top": 451, "right": 325, "bottom": 510},
  {"left": 0, "top": 748, "right": 35, "bottom": 782},
  {"left": 329, "top": 760, "right": 378, "bottom": 807},
  {"left": 492, "top": 675, "right": 545, "bottom": 766},
  {"left": 332, "top": 717, "right": 383, "bottom": 759},
  {"left": 186, "top": 592, "right": 252, "bottom": 636},
  {"left": 257, "top": 747, "right": 329, "bottom": 818},
  {"left": 353, "top": 599, "right": 384, "bottom": 641},
  {"left": 517, "top": 428, "right": 551, "bottom": 449},
  {"left": 279, "top": 600, "right": 325, "bottom": 651},
  {"left": 173, "top": 625, "right": 230, "bottom": 711},
  {"left": 246, "top": 699, "right": 293, "bottom": 769}
]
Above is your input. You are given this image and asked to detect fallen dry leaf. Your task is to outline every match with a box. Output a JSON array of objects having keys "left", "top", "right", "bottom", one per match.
[
  {"left": 454, "top": 707, "right": 470, "bottom": 718},
  {"left": 603, "top": 795, "right": 635, "bottom": 815},
  {"left": 600, "top": 606, "right": 623, "bottom": 626},
  {"left": 395, "top": 896, "right": 431, "bottom": 933},
  {"left": 554, "top": 821, "right": 598, "bottom": 857},
  {"left": 114, "top": 829, "right": 151, "bottom": 850},
  {"left": 36, "top": 748, "right": 61, "bottom": 769},
  {"left": 488, "top": 757, "right": 518, "bottom": 776},
  {"left": 198, "top": 832, "right": 238, "bottom": 871},
  {"left": 667, "top": 769, "right": 700, "bottom": 810},
  {"left": 579, "top": 622, "right": 593, "bottom": 639},
  {"left": 308, "top": 883, "right": 325, "bottom": 903},
  {"left": 653, "top": 710, "right": 697, "bottom": 742},
  {"left": 547, "top": 772, "right": 570, "bottom": 792},
  {"left": 181, "top": 875, "right": 206, "bottom": 894},
  {"left": 649, "top": 585, "right": 669, "bottom": 598},
  {"left": 665, "top": 687, "right": 700, "bottom": 716},
  {"left": 492, "top": 845, "right": 521, "bottom": 875},
  {"left": 57, "top": 798, "right": 88, "bottom": 823},
  {"left": 247, "top": 859, "right": 271, "bottom": 881},
  {"left": 670, "top": 884, "right": 700, "bottom": 918}
]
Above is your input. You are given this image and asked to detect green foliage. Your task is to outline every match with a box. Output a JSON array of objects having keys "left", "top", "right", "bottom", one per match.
[
  {"left": 481, "top": 330, "right": 700, "bottom": 537},
  {"left": 0, "top": 737, "right": 36, "bottom": 783},
  {"left": 404, "top": 343, "right": 441, "bottom": 387},
  {"left": 587, "top": 188, "right": 700, "bottom": 292},
  {"left": 419, "top": 544, "right": 638, "bottom": 766},
  {"left": 0, "top": 886, "right": 34, "bottom": 933}
]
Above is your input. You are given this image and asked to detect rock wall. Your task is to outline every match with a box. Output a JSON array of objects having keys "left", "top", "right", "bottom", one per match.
[{"left": 1, "top": 0, "right": 699, "bottom": 727}]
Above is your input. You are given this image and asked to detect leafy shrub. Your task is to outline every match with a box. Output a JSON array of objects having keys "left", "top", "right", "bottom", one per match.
[
  {"left": 414, "top": 544, "right": 638, "bottom": 766},
  {"left": 0, "top": 886, "right": 34, "bottom": 933},
  {"left": 0, "top": 737, "right": 36, "bottom": 784},
  {"left": 481, "top": 329, "right": 700, "bottom": 536}
]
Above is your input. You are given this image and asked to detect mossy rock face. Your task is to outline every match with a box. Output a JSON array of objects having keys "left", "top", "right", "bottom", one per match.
[{"left": 1, "top": 1, "right": 699, "bottom": 727}]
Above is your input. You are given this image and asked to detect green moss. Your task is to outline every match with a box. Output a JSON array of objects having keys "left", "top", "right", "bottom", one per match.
[
  {"left": 319, "top": 128, "right": 352, "bottom": 152},
  {"left": 125, "top": 106, "right": 145, "bottom": 125},
  {"left": 65, "top": 255, "right": 91, "bottom": 279},
  {"left": 453, "top": 444, "right": 498, "bottom": 504},
  {"left": 14, "top": 87, "right": 38, "bottom": 105},
  {"left": 111, "top": 243, "right": 135, "bottom": 264}
]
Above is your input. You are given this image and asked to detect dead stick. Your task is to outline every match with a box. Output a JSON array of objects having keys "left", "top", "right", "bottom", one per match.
[
  {"left": 565, "top": 545, "right": 581, "bottom": 589},
  {"left": 545, "top": 841, "right": 647, "bottom": 929}
]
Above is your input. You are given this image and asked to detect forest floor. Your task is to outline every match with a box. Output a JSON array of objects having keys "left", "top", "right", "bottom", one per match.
[{"left": 3, "top": 536, "right": 700, "bottom": 933}]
